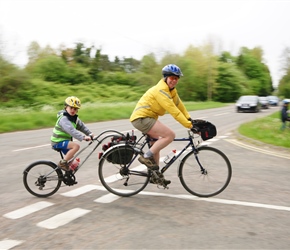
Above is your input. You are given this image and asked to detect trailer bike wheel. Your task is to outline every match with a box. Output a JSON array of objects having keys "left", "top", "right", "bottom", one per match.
[{"left": 23, "top": 161, "right": 63, "bottom": 198}]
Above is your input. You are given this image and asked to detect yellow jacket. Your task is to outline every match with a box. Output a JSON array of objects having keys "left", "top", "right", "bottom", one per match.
[{"left": 130, "top": 79, "right": 192, "bottom": 128}]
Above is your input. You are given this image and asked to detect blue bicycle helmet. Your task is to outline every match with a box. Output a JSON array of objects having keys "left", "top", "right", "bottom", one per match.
[{"left": 162, "top": 64, "right": 183, "bottom": 78}]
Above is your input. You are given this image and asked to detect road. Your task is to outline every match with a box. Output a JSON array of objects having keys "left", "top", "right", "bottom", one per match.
[{"left": 1, "top": 105, "right": 290, "bottom": 250}]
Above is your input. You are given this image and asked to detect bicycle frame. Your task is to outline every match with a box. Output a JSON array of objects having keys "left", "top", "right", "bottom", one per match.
[
  {"left": 129, "top": 130, "right": 204, "bottom": 174},
  {"left": 98, "top": 126, "right": 232, "bottom": 198},
  {"left": 23, "top": 129, "right": 130, "bottom": 198},
  {"left": 43, "top": 129, "right": 127, "bottom": 178},
  {"left": 65, "top": 129, "right": 127, "bottom": 173}
]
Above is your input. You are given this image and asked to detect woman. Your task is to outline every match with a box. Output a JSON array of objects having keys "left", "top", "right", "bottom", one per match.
[{"left": 130, "top": 64, "right": 194, "bottom": 185}]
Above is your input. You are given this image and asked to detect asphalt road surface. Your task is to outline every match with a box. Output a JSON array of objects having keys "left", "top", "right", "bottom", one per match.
[{"left": 1, "top": 104, "right": 290, "bottom": 250}]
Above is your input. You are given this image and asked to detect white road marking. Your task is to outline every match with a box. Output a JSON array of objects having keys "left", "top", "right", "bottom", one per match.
[
  {"left": 3, "top": 201, "right": 54, "bottom": 219},
  {"left": 218, "top": 135, "right": 228, "bottom": 138},
  {"left": 13, "top": 144, "right": 50, "bottom": 152},
  {"left": 60, "top": 184, "right": 103, "bottom": 197},
  {"left": 138, "top": 191, "right": 290, "bottom": 212},
  {"left": 226, "top": 139, "right": 290, "bottom": 159},
  {"left": 36, "top": 208, "right": 91, "bottom": 229},
  {"left": 214, "top": 112, "right": 229, "bottom": 116},
  {"left": 88, "top": 184, "right": 290, "bottom": 212},
  {"left": 206, "top": 138, "right": 219, "bottom": 142},
  {"left": 0, "top": 239, "right": 24, "bottom": 250},
  {"left": 94, "top": 193, "right": 120, "bottom": 203}
]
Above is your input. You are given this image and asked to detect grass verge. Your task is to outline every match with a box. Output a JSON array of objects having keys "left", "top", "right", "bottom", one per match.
[{"left": 238, "top": 111, "right": 290, "bottom": 148}]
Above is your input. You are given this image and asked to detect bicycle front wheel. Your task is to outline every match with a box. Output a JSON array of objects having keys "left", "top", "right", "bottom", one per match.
[
  {"left": 179, "top": 146, "right": 232, "bottom": 197},
  {"left": 23, "top": 161, "right": 63, "bottom": 198},
  {"left": 98, "top": 144, "right": 150, "bottom": 197}
]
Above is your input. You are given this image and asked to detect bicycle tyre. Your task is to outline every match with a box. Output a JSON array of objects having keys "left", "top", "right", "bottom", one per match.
[
  {"left": 179, "top": 146, "right": 232, "bottom": 197},
  {"left": 23, "top": 161, "right": 63, "bottom": 198},
  {"left": 98, "top": 144, "right": 150, "bottom": 197}
]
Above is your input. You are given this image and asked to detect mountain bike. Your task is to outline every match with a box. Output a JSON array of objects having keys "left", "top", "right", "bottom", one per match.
[
  {"left": 23, "top": 129, "right": 125, "bottom": 198},
  {"left": 98, "top": 125, "right": 232, "bottom": 198}
]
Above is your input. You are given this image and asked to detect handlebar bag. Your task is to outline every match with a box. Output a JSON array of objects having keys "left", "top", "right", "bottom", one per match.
[{"left": 195, "top": 121, "right": 217, "bottom": 141}]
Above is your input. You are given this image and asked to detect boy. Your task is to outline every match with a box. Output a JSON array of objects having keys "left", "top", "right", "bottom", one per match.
[{"left": 51, "top": 96, "right": 94, "bottom": 171}]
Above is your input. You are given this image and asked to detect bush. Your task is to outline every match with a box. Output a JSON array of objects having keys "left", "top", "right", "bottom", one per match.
[
  {"left": 0, "top": 56, "right": 31, "bottom": 103},
  {"left": 30, "top": 55, "right": 68, "bottom": 82}
]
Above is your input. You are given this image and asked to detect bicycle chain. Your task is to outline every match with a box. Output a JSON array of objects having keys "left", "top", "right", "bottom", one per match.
[{"left": 62, "top": 172, "right": 77, "bottom": 186}]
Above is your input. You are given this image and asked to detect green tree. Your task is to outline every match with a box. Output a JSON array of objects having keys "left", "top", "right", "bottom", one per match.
[
  {"left": 89, "top": 49, "right": 101, "bottom": 81},
  {"left": 112, "top": 56, "right": 122, "bottom": 72},
  {"left": 121, "top": 57, "right": 141, "bottom": 73},
  {"left": 236, "top": 47, "right": 272, "bottom": 95},
  {"left": 178, "top": 45, "right": 218, "bottom": 101},
  {"left": 100, "top": 54, "right": 111, "bottom": 71},
  {"left": 214, "top": 61, "right": 247, "bottom": 102},
  {"left": 0, "top": 55, "right": 31, "bottom": 103},
  {"left": 278, "top": 69, "right": 290, "bottom": 97},
  {"left": 139, "top": 53, "right": 158, "bottom": 75},
  {"left": 73, "top": 42, "right": 91, "bottom": 66},
  {"left": 278, "top": 47, "right": 290, "bottom": 97},
  {"left": 60, "top": 45, "right": 75, "bottom": 65},
  {"left": 30, "top": 55, "right": 68, "bottom": 82},
  {"left": 219, "top": 51, "right": 236, "bottom": 64}
]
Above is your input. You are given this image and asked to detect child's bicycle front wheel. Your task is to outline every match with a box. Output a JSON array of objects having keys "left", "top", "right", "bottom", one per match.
[{"left": 23, "top": 161, "right": 63, "bottom": 198}]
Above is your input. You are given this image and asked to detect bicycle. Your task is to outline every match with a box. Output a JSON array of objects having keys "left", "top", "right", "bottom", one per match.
[
  {"left": 23, "top": 129, "right": 126, "bottom": 198},
  {"left": 98, "top": 123, "right": 232, "bottom": 198}
]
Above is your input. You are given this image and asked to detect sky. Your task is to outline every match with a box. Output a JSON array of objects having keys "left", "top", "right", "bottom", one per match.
[{"left": 0, "top": 0, "right": 290, "bottom": 87}]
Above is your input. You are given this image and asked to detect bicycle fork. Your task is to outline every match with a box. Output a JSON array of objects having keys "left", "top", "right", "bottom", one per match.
[{"left": 194, "top": 152, "right": 208, "bottom": 175}]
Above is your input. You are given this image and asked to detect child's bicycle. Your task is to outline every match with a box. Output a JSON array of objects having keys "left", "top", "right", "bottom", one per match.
[
  {"left": 98, "top": 121, "right": 232, "bottom": 198},
  {"left": 23, "top": 130, "right": 126, "bottom": 198}
]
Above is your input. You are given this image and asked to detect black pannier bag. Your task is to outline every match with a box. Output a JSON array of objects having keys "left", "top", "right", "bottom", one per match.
[
  {"left": 194, "top": 121, "right": 217, "bottom": 141},
  {"left": 101, "top": 133, "right": 136, "bottom": 164},
  {"left": 106, "top": 145, "right": 135, "bottom": 164}
]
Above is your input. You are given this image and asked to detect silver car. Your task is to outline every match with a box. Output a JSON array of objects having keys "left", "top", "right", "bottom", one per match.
[
  {"left": 259, "top": 96, "right": 270, "bottom": 109},
  {"left": 236, "top": 95, "right": 261, "bottom": 113}
]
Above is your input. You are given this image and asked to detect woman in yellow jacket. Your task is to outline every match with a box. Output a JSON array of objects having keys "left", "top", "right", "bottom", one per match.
[{"left": 130, "top": 64, "right": 194, "bottom": 185}]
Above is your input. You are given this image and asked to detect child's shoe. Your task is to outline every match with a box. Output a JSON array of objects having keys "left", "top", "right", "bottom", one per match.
[{"left": 58, "top": 160, "right": 70, "bottom": 171}]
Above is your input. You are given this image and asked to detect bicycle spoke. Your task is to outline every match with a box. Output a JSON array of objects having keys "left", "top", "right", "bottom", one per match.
[
  {"left": 179, "top": 146, "right": 232, "bottom": 197},
  {"left": 23, "top": 161, "right": 63, "bottom": 198},
  {"left": 98, "top": 145, "right": 149, "bottom": 197}
]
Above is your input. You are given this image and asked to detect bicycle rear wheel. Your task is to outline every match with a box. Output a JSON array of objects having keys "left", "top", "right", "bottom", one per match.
[
  {"left": 23, "top": 161, "right": 63, "bottom": 198},
  {"left": 98, "top": 144, "right": 150, "bottom": 197},
  {"left": 179, "top": 146, "right": 232, "bottom": 197}
]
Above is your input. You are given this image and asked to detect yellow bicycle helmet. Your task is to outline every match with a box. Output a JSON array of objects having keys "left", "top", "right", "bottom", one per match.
[{"left": 65, "top": 96, "right": 81, "bottom": 109}]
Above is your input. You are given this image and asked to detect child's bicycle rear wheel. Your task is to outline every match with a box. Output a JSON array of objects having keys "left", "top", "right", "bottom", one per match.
[
  {"left": 23, "top": 161, "right": 63, "bottom": 198},
  {"left": 98, "top": 144, "right": 150, "bottom": 197}
]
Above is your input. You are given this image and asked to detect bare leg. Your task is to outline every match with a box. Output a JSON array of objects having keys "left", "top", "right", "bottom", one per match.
[
  {"left": 64, "top": 141, "right": 80, "bottom": 161},
  {"left": 146, "top": 120, "right": 175, "bottom": 164}
]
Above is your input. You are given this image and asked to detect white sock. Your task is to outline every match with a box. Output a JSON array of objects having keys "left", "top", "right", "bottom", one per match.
[{"left": 144, "top": 150, "right": 153, "bottom": 158}]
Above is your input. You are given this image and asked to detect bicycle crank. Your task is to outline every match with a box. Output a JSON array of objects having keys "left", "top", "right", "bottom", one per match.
[{"left": 63, "top": 172, "right": 77, "bottom": 186}]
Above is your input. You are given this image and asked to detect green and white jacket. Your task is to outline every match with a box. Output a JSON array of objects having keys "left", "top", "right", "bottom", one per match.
[{"left": 51, "top": 110, "right": 92, "bottom": 145}]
